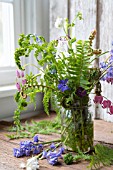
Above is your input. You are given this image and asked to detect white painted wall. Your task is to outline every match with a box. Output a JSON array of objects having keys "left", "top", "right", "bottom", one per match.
[{"left": 98, "top": 0, "right": 113, "bottom": 122}]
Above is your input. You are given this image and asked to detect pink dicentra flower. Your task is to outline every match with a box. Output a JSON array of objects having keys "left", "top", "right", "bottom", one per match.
[
  {"left": 102, "top": 100, "right": 111, "bottom": 108},
  {"left": 16, "top": 82, "right": 21, "bottom": 91},
  {"left": 21, "top": 71, "right": 24, "bottom": 78},
  {"left": 106, "top": 78, "right": 113, "bottom": 85},
  {"left": 16, "top": 70, "right": 21, "bottom": 78},
  {"left": 93, "top": 95, "right": 103, "bottom": 104},
  {"left": 108, "top": 105, "right": 113, "bottom": 115},
  {"left": 22, "top": 79, "right": 27, "bottom": 86}
]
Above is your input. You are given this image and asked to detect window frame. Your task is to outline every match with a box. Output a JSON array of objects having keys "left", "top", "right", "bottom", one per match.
[
  {"left": 0, "top": 0, "right": 24, "bottom": 86},
  {"left": 0, "top": 0, "right": 49, "bottom": 86}
]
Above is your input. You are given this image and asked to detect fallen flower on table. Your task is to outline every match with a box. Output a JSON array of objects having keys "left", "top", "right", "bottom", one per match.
[
  {"left": 50, "top": 142, "right": 56, "bottom": 149},
  {"left": 26, "top": 157, "right": 39, "bottom": 170},
  {"left": 13, "top": 134, "right": 64, "bottom": 168},
  {"left": 46, "top": 149, "right": 63, "bottom": 165},
  {"left": 33, "top": 135, "right": 39, "bottom": 143}
]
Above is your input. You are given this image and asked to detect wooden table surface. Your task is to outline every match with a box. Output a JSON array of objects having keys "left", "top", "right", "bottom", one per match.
[{"left": 0, "top": 112, "right": 113, "bottom": 170}]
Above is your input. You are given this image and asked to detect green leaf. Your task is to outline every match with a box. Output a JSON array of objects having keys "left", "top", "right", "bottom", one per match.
[{"left": 89, "top": 144, "right": 113, "bottom": 169}]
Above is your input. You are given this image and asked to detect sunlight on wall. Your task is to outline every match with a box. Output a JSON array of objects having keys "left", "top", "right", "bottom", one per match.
[{"left": 0, "top": 2, "right": 14, "bottom": 67}]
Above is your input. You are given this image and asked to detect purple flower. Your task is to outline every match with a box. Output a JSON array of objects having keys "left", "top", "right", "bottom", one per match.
[
  {"left": 37, "top": 144, "right": 43, "bottom": 152},
  {"left": 32, "top": 144, "right": 43, "bottom": 155},
  {"left": 109, "top": 55, "right": 113, "bottom": 63},
  {"left": 99, "top": 62, "right": 107, "bottom": 69},
  {"left": 107, "top": 78, "right": 113, "bottom": 84},
  {"left": 46, "top": 150, "right": 62, "bottom": 165},
  {"left": 46, "top": 151, "right": 57, "bottom": 158},
  {"left": 102, "top": 100, "right": 111, "bottom": 109},
  {"left": 25, "top": 149, "right": 31, "bottom": 156},
  {"left": 20, "top": 141, "right": 33, "bottom": 148},
  {"left": 46, "top": 151, "right": 52, "bottom": 158},
  {"left": 76, "top": 87, "right": 87, "bottom": 97},
  {"left": 33, "top": 135, "right": 39, "bottom": 143},
  {"left": 110, "top": 49, "right": 113, "bottom": 55},
  {"left": 21, "top": 71, "right": 24, "bottom": 77},
  {"left": 93, "top": 95, "right": 103, "bottom": 104},
  {"left": 13, "top": 139, "right": 43, "bottom": 158},
  {"left": 107, "top": 72, "right": 113, "bottom": 79},
  {"left": 36, "top": 36, "right": 42, "bottom": 45},
  {"left": 16, "top": 70, "right": 21, "bottom": 78},
  {"left": 59, "top": 147, "right": 65, "bottom": 154},
  {"left": 32, "top": 147, "right": 40, "bottom": 155},
  {"left": 42, "top": 150, "right": 47, "bottom": 159},
  {"left": 16, "top": 82, "right": 21, "bottom": 91},
  {"left": 48, "top": 157, "right": 58, "bottom": 166},
  {"left": 22, "top": 79, "right": 27, "bottom": 85},
  {"left": 13, "top": 148, "right": 24, "bottom": 158},
  {"left": 55, "top": 151, "right": 62, "bottom": 158},
  {"left": 20, "top": 141, "right": 33, "bottom": 154},
  {"left": 50, "top": 143, "right": 55, "bottom": 150},
  {"left": 108, "top": 105, "right": 113, "bottom": 115},
  {"left": 58, "top": 79, "right": 70, "bottom": 92},
  {"left": 16, "top": 70, "right": 25, "bottom": 78}
]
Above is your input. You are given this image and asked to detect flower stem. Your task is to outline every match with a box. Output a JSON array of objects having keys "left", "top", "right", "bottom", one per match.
[
  {"left": 34, "top": 139, "right": 61, "bottom": 145},
  {"left": 23, "top": 63, "right": 45, "bottom": 73},
  {"left": 36, "top": 142, "right": 62, "bottom": 160},
  {"left": 90, "top": 51, "right": 109, "bottom": 64}
]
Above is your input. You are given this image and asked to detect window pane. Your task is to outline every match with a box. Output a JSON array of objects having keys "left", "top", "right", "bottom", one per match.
[{"left": 0, "top": 2, "right": 15, "bottom": 67}]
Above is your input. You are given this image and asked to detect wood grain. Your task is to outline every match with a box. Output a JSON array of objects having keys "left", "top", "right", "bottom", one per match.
[{"left": 0, "top": 113, "right": 113, "bottom": 170}]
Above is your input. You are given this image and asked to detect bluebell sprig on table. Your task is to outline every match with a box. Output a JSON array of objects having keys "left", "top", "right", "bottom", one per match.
[{"left": 13, "top": 134, "right": 64, "bottom": 167}]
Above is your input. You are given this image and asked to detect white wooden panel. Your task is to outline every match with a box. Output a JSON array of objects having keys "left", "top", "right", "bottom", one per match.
[
  {"left": 49, "top": 0, "right": 68, "bottom": 40},
  {"left": 70, "top": 0, "right": 97, "bottom": 118},
  {"left": 70, "top": 0, "right": 97, "bottom": 42},
  {"left": 98, "top": 0, "right": 113, "bottom": 122}
]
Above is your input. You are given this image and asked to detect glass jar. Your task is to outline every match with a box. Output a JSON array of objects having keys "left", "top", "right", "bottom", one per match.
[{"left": 61, "top": 98, "right": 93, "bottom": 152}]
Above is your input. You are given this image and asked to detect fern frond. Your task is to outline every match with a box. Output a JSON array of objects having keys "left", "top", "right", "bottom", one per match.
[
  {"left": 67, "top": 40, "right": 93, "bottom": 90},
  {"left": 89, "top": 144, "right": 113, "bottom": 169},
  {"left": 43, "top": 90, "right": 52, "bottom": 115}
]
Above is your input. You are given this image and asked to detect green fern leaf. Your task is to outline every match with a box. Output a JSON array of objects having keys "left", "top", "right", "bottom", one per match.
[
  {"left": 43, "top": 90, "right": 52, "bottom": 115},
  {"left": 89, "top": 144, "right": 113, "bottom": 169}
]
